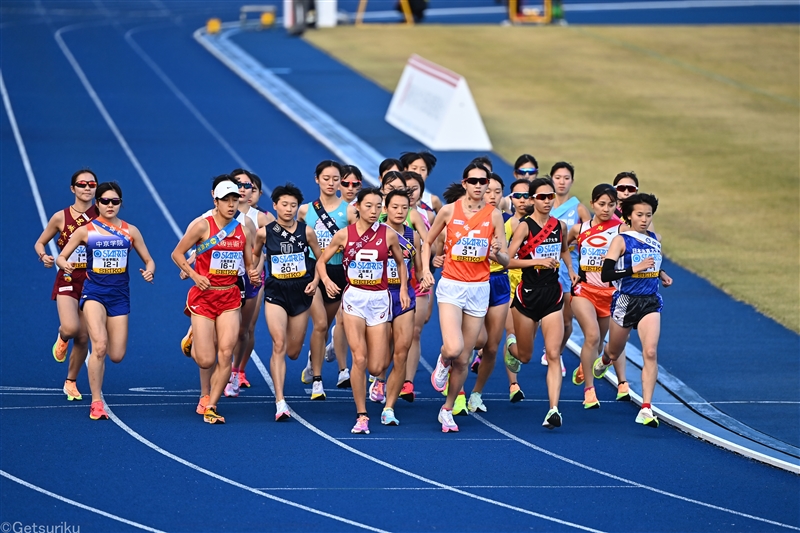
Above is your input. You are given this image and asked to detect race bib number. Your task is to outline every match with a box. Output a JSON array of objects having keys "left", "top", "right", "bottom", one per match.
[
  {"left": 209, "top": 250, "right": 242, "bottom": 276},
  {"left": 533, "top": 243, "right": 561, "bottom": 269},
  {"left": 271, "top": 253, "right": 306, "bottom": 280},
  {"left": 315, "top": 221, "right": 332, "bottom": 251},
  {"left": 347, "top": 261, "right": 384, "bottom": 286},
  {"left": 387, "top": 258, "right": 400, "bottom": 285},
  {"left": 580, "top": 244, "right": 607, "bottom": 272},
  {"left": 451, "top": 236, "right": 489, "bottom": 263},
  {"left": 68, "top": 245, "right": 87, "bottom": 269},
  {"left": 92, "top": 248, "right": 128, "bottom": 274},
  {"left": 631, "top": 251, "right": 662, "bottom": 278}
]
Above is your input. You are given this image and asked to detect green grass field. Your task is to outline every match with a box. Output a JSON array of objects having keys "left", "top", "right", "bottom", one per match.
[{"left": 305, "top": 24, "right": 800, "bottom": 332}]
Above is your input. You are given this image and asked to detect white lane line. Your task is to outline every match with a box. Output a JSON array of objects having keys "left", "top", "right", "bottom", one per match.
[
  {"left": 417, "top": 357, "right": 800, "bottom": 530},
  {"left": 54, "top": 22, "right": 182, "bottom": 238},
  {"left": 255, "top": 484, "right": 635, "bottom": 491},
  {"left": 124, "top": 24, "right": 268, "bottom": 192},
  {"left": 96, "top": 399, "right": 389, "bottom": 532},
  {"left": 0, "top": 470, "right": 166, "bottom": 533},
  {"left": 0, "top": 69, "right": 58, "bottom": 257},
  {"left": 193, "top": 24, "right": 383, "bottom": 186},
  {"left": 249, "top": 351, "right": 606, "bottom": 533}
]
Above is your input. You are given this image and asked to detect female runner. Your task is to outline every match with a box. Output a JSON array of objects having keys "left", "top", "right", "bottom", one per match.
[
  {"left": 317, "top": 188, "right": 409, "bottom": 435},
  {"left": 35, "top": 169, "right": 98, "bottom": 401},
  {"left": 504, "top": 177, "right": 576, "bottom": 429},
  {"left": 57, "top": 182, "right": 155, "bottom": 420},
  {"left": 593, "top": 193, "right": 672, "bottom": 427}
]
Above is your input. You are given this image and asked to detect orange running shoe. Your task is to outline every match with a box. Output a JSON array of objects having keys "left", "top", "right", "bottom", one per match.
[
  {"left": 89, "top": 401, "right": 109, "bottom": 420},
  {"left": 572, "top": 364, "right": 585, "bottom": 386},
  {"left": 238, "top": 371, "right": 251, "bottom": 388},
  {"left": 616, "top": 381, "right": 631, "bottom": 401},
  {"left": 509, "top": 382, "right": 525, "bottom": 403},
  {"left": 196, "top": 395, "right": 210, "bottom": 415},
  {"left": 63, "top": 380, "right": 82, "bottom": 401},
  {"left": 53, "top": 334, "right": 68, "bottom": 363},
  {"left": 583, "top": 387, "right": 600, "bottom": 409}
]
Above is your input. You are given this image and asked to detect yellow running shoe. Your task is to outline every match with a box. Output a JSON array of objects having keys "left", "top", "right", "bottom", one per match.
[
  {"left": 63, "top": 380, "right": 82, "bottom": 401},
  {"left": 53, "top": 334, "right": 68, "bottom": 363},
  {"left": 453, "top": 391, "right": 468, "bottom": 416},
  {"left": 180, "top": 327, "right": 193, "bottom": 357},
  {"left": 204, "top": 406, "right": 226, "bottom": 424},
  {"left": 583, "top": 387, "right": 600, "bottom": 409}
]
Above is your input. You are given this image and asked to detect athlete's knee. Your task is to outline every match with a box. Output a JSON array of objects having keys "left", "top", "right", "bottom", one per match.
[
  {"left": 367, "top": 360, "right": 385, "bottom": 377},
  {"left": 641, "top": 346, "right": 657, "bottom": 362},
  {"left": 91, "top": 341, "right": 108, "bottom": 359},
  {"left": 583, "top": 330, "right": 601, "bottom": 348},
  {"left": 271, "top": 336, "right": 287, "bottom": 355},
  {"left": 351, "top": 352, "right": 367, "bottom": 370},
  {"left": 108, "top": 349, "right": 126, "bottom": 363},
  {"left": 60, "top": 322, "right": 82, "bottom": 339}
]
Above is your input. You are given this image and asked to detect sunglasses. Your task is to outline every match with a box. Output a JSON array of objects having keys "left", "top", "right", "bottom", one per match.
[
  {"left": 615, "top": 185, "right": 638, "bottom": 193},
  {"left": 533, "top": 192, "right": 556, "bottom": 201},
  {"left": 237, "top": 182, "right": 253, "bottom": 189},
  {"left": 341, "top": 181, "right": 362, "bottom": 188},
  {"left": 74, "top": 181, "right": 97, "bottom": 189},
  {"left": 464, "top": 177, "right": 489, "bottom": 186},
  {"left": 510, "top": 192, "right": 530, "bottom": 200},
  {"left": 516, "top": 168, "right": 538, "bottom": 176},
  {"left": 97, "top": 197, "right": 121, "bottom": 206}
]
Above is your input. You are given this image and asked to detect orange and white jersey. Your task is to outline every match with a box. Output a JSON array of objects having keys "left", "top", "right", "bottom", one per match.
[{"left": 442, "top": 201, "right": 495, "bottom": 283}]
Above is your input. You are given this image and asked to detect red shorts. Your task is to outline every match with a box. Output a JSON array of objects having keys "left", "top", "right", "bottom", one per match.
[
  {"left": 572, "top": 283, "right": 615, "bottom": 318},
  {"left": 51, "top": 269, "right": 87, "bottom": 301},
  {"left": 185, "top": 284, "right": 241, "bottom": 320}
]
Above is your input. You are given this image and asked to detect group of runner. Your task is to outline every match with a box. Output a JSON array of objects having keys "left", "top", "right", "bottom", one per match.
[{"left": 36, "top": 153, "right": 671, "bottom": 433}]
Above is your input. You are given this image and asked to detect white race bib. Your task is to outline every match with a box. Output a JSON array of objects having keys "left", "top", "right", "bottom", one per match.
[
  {"left": 92, "top": 248, "right": 128, "bottom": 274},
  {"left": 209, "top": 250, "right": 242, "bottom": 276},
  {"left": 631, "top": 251, "right": 662, "bottom": 278},
  {"left": 315, "top": 221, "right": 332, "bottom": 251},
  {"left": 451, "top": 236, "right": 489, "bottom": 263},
  {"left": 533, "top": 242, "right": 561, "bottom": 269},
  {"left": 271, "top": 253, "right": 306, "bottom": 280},
  {"left": 347, "top": 260, "right": 384, "bottom": 286},
  {"left": 68, "top": 245, "right": 87, "bottom": 269},
  {"left": 387, "top": 258, "right": 400, "bottom": 285}
]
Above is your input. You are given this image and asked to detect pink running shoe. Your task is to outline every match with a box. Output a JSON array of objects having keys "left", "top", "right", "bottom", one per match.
[
  {"left": 369, "top": 379, "right": 386, "bottom": 403},
  {"left": 431, "top": 355, "right": 450, "bottom": 392},
  {"left": 350, "top": 415, "right": 370, "bottom": 435},
  {"left": 438, "top": 407, "right": 458, "bottom": 433},
  {"left": 89, "top": 401, "right": 109, "bottom": 420}
]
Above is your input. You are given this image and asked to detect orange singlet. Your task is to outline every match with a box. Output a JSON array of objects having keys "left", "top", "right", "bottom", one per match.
[{"left": 442, "top": 201, "right": 495, "bottom": 283}]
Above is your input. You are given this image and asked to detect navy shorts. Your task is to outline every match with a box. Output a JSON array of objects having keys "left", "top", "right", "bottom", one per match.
[
  {"left": 389, "top": 285, "right": 416, "bottom": 319},
  {"left": 488, "top": 271, "right": 511, "bottom": 307},
  {"left": 264, "top": 277, "right": 314, "bottom": 317},
  {"left": 79, "top": 279, "right": 130, "bottom": 317},
  {"left": 611, "top": 292, "right": 663, "bottom": 329},
  {"left": 243, "top": 270, "right": 265, "bottom": 299},
  {"left": 322, "top": 263, "right": 347, "bottom": 304}
]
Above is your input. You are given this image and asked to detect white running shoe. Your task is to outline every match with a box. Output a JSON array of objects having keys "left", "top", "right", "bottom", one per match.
[
  {"left": 337, "top": 368, "right": 351, "bottom": 388},
  {"left": 431, "top": 354, "right": 450, "bottom": 392},
  {"left": 438, "top": 407, "right": 459, "bottom": 433},
  {"left": 311, "top": 380, "right": 326, "bottom": 400},
  {"left": 636, "top": 407, "right": 659, "bottom": 428},
  {"left": 540, "top": 352, "right": 548, "bottom": 366},
  {"left": 325, "top": 325, "right": 336, "bottom": 363},
  {"left": 275, "top": 400, "right": 290, "bottom": 421},
  {"left": 542, "top": 407, "right": 562, "bottom": 429},
  {"left": 467, "top": 392, "right": 487, "bottom": 413},
  {"left": 542, "top": 354, "right": 567, "bottom": 377},
  {"left": 224, "top": 372, "right": 240, "bottom": 397},
  {"left": 301, "top": 351, "right": 313, "bottom": 384}
]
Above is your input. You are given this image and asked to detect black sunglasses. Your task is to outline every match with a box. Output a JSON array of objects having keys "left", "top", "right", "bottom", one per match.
[
  {"left": 98, "top": 197, "right": 121, "bottom": 206},
  {"left": 615, "top": 185, "right": 638, "bottom": 193},
  {"left": 74, "top": 181, "right": 97, "bottom": 189},
  {"left": 237, "top": 181, "right": 253, "bottom": 190},
  {"left": 464, "top": 177, "right": 489, "bottom": 186}
]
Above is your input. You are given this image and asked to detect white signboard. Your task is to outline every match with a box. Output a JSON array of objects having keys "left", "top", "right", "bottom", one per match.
[{"left": 386, "top": 54, "right": 492, "bottom": 151}]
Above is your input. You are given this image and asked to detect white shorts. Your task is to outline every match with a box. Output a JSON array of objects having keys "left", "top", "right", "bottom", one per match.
[
  {"left": 435, "top": 277, "right": 490, "bottom": 318},
  {"left": 342, "top": 286, "right": 391, "bottom": 326}
]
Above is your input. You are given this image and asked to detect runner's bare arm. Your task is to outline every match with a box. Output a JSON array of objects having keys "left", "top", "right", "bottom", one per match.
[
  {"left": 408, "top": 209, "right": 428, "bottom": 243},
  {"left": 490, "top": 209, "right": 509, "bottom": 268},
  {"left": 253, "top": 227, "right": 267, "bottom": 261},
  {"left": 171, "top": 219, "right": 211, "bottom": 290},
  {"left": 421, "top": 204, "right": 452, "bottom": 287},
  {"left": 305, "top": 228, "right": 322, "bottom": 294},
  {"left": 243, "top": 224, "right": 260, "bottom": 286},
  {"left": 578, "top": 203, "right": 591, "bottom": 223},
  {"left": 387, "top": 230, "right": 410, "bottom": 310},
  {"left": 34, "top": 210, "right": 65, "bottom": 267},
  {"left": 55, "top": 226, "right": 88, "bottom": 274},
  {"left": 297, "top": 203, "right": 309, "bottom": 222},
  {"left": 316, "top": 228, "right": 347, "bottom": 298},
  {"left": 128, "top": 224, "right": 155, "bottom": 282},
  {"left": 347, "top": 204, "right": 358, "bottom": 224}
]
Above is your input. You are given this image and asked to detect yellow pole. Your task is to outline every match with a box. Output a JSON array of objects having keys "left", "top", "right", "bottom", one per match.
[
  {"left": 509, "top": 0, "right": 518, "bottom": 23},
  {"left": 398, "top": 0, "right": 415, "bottom": 25},
  {"left": 356, "top": 0, "right": 368, "bottom": 26},
  {"left": 544, "top": 0, "right": 552, "bottom": 24}
]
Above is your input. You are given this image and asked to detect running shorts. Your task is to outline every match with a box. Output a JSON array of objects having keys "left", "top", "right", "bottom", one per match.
[
  {"left": 508, "top": 268, "right": 522, "bottom": 296},
  {"left": 185, "top": 284, "right": 241, "bottom": 320},
  {"left": 488, "top": 271, "right": 511, "bottom": 308},
  {"left": 52, "top": 268, "right": 87, "bottom": 301},
  {"left": 342, "top": 286, "right": 391, "bottom": 326},
  {"left": 436, "top": 277, "right": 490, "bottom": 318},
  {"left": 243, "top": 269, "right": 265, "bottom": 299},
  {"left": 80, "top": 279, "right": 130, "bottom": 317},
  {"left": 512, "top": 282, "right": 563, "bottom": 322},
  {"left": 389, "top": 285, "right": 416, "bottom": 319},
  {"left": 572, "top": 283, "right": 615, "bottom": 318},
  {"left": 558, "top": 264, "right": 573, "bottom": 293},
  {"left": 322, "top": 263, "right": 347, "bottom": 304},
  {"left": 611, "top": 292, "right": 663, "bottom": 329},
  {"left": 263, "top": 277, "right": 314, "bottom": 317}
]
